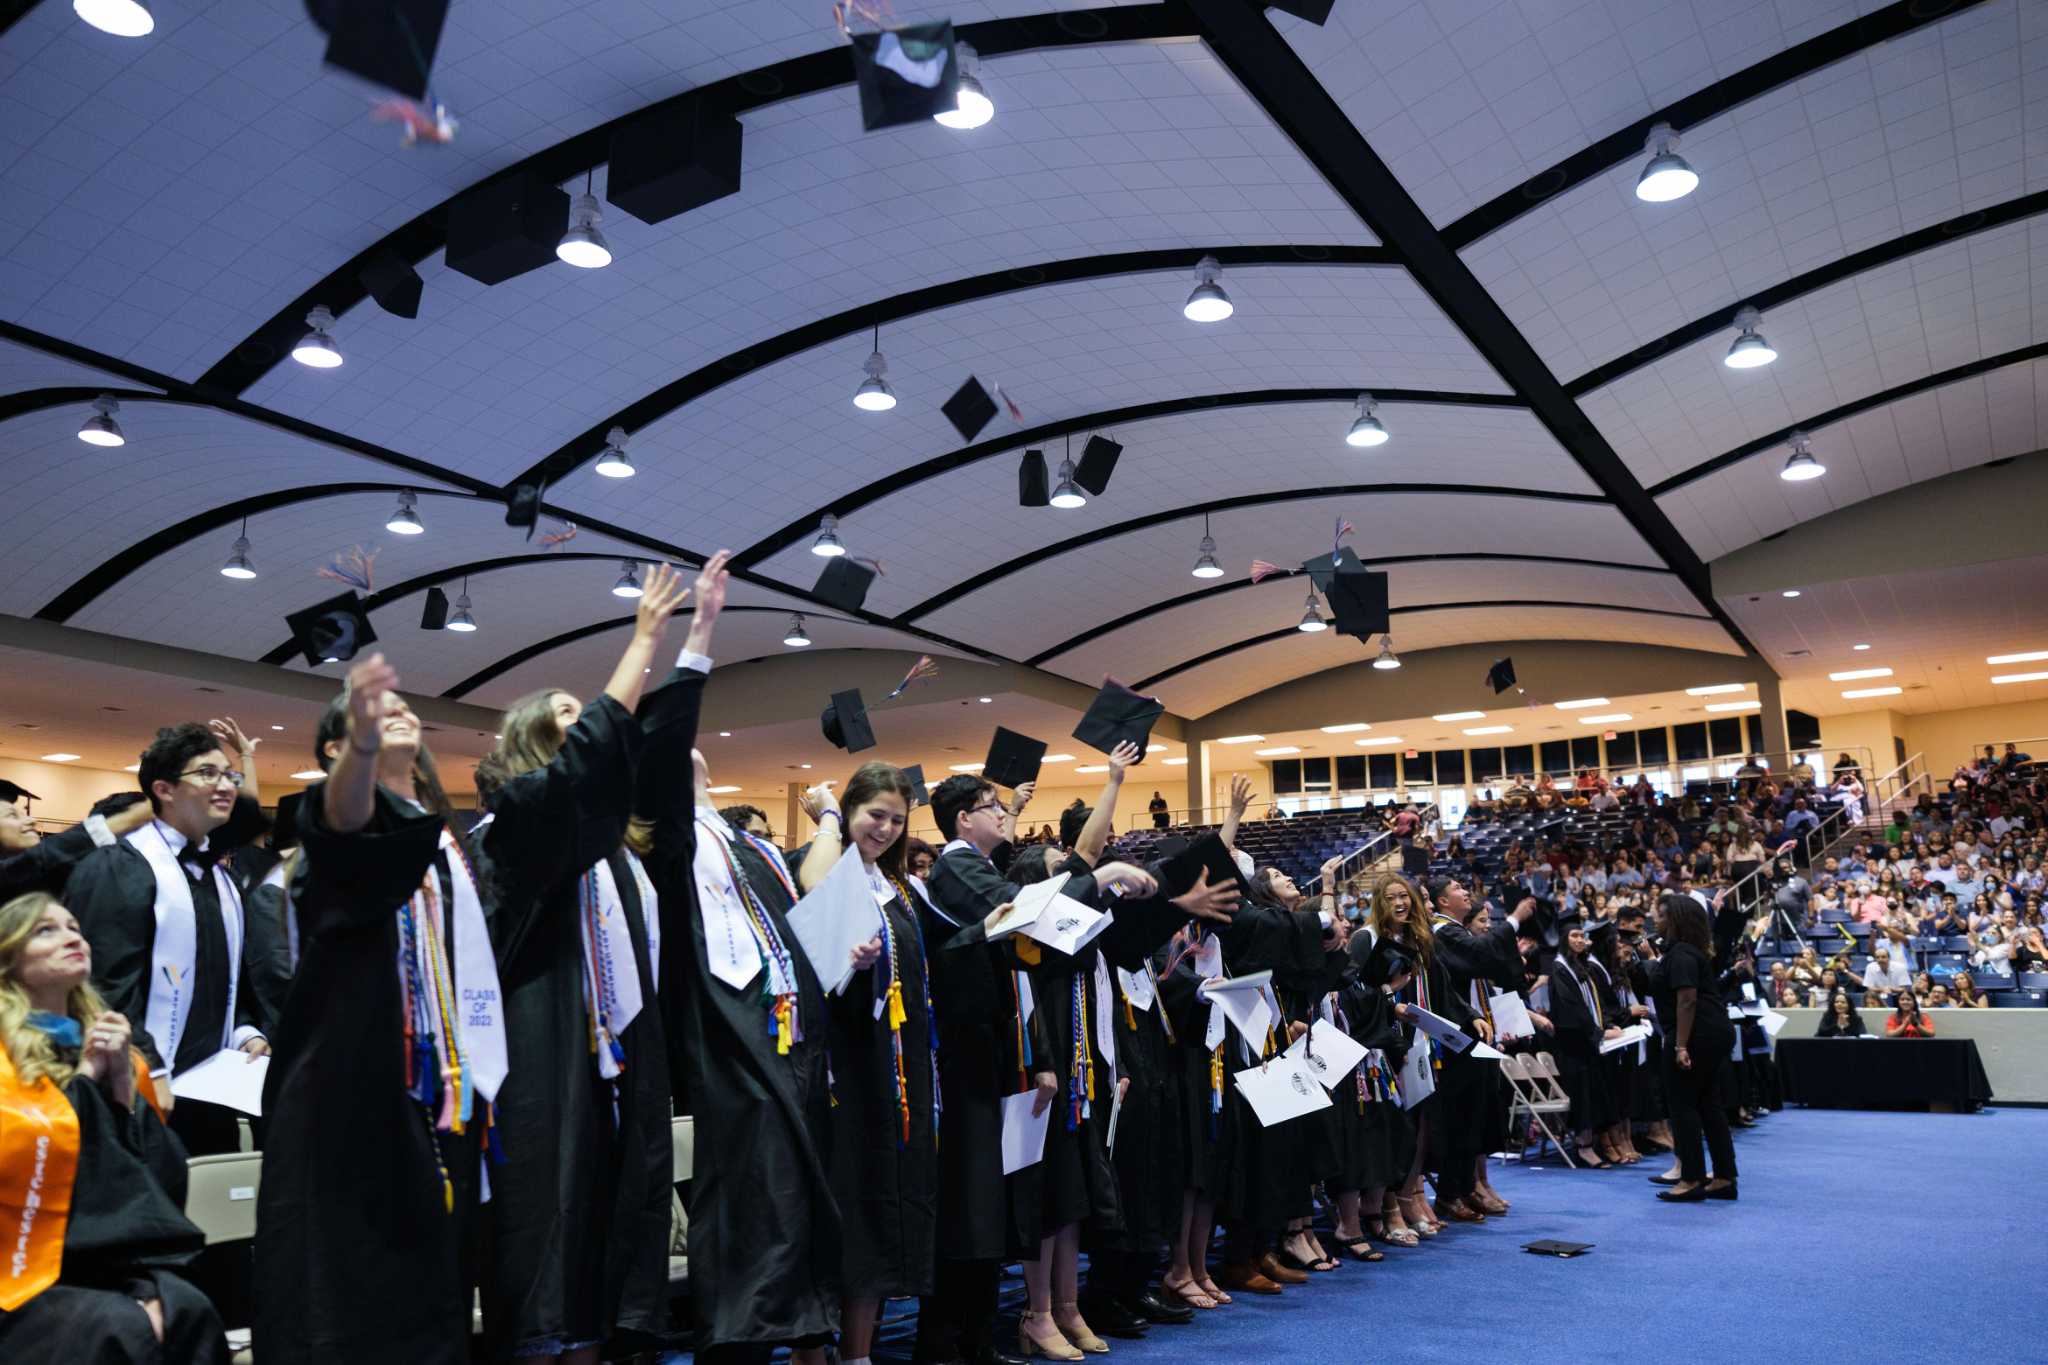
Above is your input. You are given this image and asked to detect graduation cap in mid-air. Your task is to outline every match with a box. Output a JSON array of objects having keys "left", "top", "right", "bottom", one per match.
[
  {"left": 285, "top": 592, "right": 378, "bottom": 666},
  {"left": 1304, "top": 551, "right": 1388, "bottom": 640},
  {"left": 813, "top": 556, "right": 876, "bottom": 614},
  {"left": 504, "top": 478, "right": 546, "bottom": 540},
  {"left": 942, "top": 376, "right": 999, "bottom": 443},
  {"left": 899, "top": 763, "right": 929, "bottom": 808},
  {"left": 1158, "top": 831, "right": 1251, "bottom": 899},
  {"left": 1072, "top": 678, "right": 1164, "bottom": 758},
  {"left": 847, "top": 21, "right": 959, "bottom": 131},
  {"left": 1073, "top": 434, "right": 1122, "bottom": 497},
  {"left": 0, "top": 778, "right": 39, "bottom": 806},
  {"left": 305, "top": 0, "right": 450, "bottom": 101},
  {"left": 982, "top": 726, "right": 1046, "bottom": 790},
  {"left": 1487, "top": 657, "right": 1518, "bottom": 694},
  {"left": 821, "top": 688, "right": 877, "bottom": 754}
]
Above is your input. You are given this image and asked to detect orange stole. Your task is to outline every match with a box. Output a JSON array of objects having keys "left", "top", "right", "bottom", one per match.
[{"left": 0, "top": 1045, "right": 81, "bottom": 1312}]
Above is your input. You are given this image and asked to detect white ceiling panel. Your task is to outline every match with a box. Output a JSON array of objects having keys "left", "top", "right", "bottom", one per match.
[
  {"left": 0, "top": 401, "right": 467, "bottom": 620},
  {"left": 1581, "top": 215, "right": 2048, "bottom": 488},
  {"left": 0, "top": 334, "right": 158, "bottom": 398},
  {"left": 1273, "top": 0, "right": 1897, "bottom": 229},
  {"left": 908, "top": 491, "right": 1660, "bottom": 659},
  {"left": 533, "top": 264, "right": 1511, "bottom": 556},
  {"left": 0, "top": 0, "right": 1164, "bottom": 381},
  {"left": 1150, "top": 606, "right": 1743, "bottom": 717},
  {"left": 1039, "top": 562, "right": 1705, "bottom": 687},
  {"left": 242, "top": 38, "right": 1372, "bottom": 476},
  {"left": 1463, "top": 0, "right": 2046, "bottom": 380},
  {"left": 1657, "top": 354, "right": 2048, "bottom": 560},
  {"left": 751, "top": 398, "right": 1593, "bottom": 610}
]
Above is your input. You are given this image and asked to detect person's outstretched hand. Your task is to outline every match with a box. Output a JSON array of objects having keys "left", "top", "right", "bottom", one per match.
[{"left": 634, "top": 562, "right": 691, "bottom": 638}]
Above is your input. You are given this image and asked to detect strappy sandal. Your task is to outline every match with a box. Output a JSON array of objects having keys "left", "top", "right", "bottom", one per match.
[
  {"left": 1338, "top": 1236, "right": 1384, "bottom": 1262},
  {"left": 1577, "top": 1145, "right": 1609, "bottom": 1168},
  {"left": 1161, "top": 1273, "right": 1216, "bottom": 1310}
]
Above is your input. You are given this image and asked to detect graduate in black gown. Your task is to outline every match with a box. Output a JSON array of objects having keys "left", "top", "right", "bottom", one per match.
[
  {"left": 0, "top": 781, "right": 154, "bottom": 902},
  {"left": 471, "top": 563, "right": 691, "bottom": 1363},
  {"left": 1364, "top": 872, "right": 1467, "bottom": 1239},
  {"left": 1330, "top": 931, "right": 1419, "bottom": 1253},
  {"left": 636, "top": 553, "right": 840, "bottom": 1365},
  {"left": 253, "top": 659, "right": 507, "bottom": 1364},
  {"left": 791, "top": 761, "right": 938, "bottom": 1365},
  {"left": 1546, "top": 919, "right": 1622, "bottom": 1166},
  {"left": 0, "top": 891, "right": 228, "bottom": 1364}
]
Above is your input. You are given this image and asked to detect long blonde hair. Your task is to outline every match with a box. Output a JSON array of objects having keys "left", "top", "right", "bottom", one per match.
[
  {"left": 0, "top": 892, "right": 109, "bottom": 1087},
  {"left": 1367, "top": 871, "right": 1434, "bottom": 969}
]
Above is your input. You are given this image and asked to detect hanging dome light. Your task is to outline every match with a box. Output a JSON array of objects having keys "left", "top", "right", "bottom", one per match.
[
  {"left": 1049, "top": 455, "right": 1087, "bottom": 509},
  {"left": 783, "top": 613, "right": 811, "bottom": 647},
  {"left": 1296, "top": 587, "right": 1327, "bottom": 633},
  {"left": 77, "top": 394, "right": 125, "bottom": 447},
  {"left": 811, "top": 514, "right": 848, "bottom": 557},
  {"left": 556, "top": 173, "right": 612, "bottom": 268},
  {"left": 292, "top": 306, "right": 343, "bottom": 368},
  {"left": 1372, "top": 637, "right": 1401, "bottom": 670},
  {"left": 72, "top": 0, "right": 153, "bottom": 38},
  {"left": 447, "top": 578, "right": 478, "bottom": 631},
  {"left": 934, "top": 41, "right": 994, "bottom": 129},
  {"left": 1183, "top": 254, "right": 1233, "bottom": 322},
  {"left": 1724, "top": 305, "right": 1776, "bottom": 369},
  {"left": 854, "top": 326, "right": 896, "bottom": 411},
  {"left": 1634, "top": 122, "right": 1699, "bottom": 203},
  {"left": 611, "top": 560, "right": 643, "bottom": 599},
  {"left": 593, "top": 425, "right": 635, "bottom": 478},
  {"left": 1190, "top": 514, "right": 1224, "bottom": 578},
  {"left": 1779, "top": 429, "right": 1825, "bottom": 482},
  {"left": 1345, "top": 392, "right": 1388, "bottom": 448},
  {"left": 385, "top": 490, "right": 424, "bottom": 536},
  {"left": 219, "top": 518, "right": 256, "bottom": 579}
]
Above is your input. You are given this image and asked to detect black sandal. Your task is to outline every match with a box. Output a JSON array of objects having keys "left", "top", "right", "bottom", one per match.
[{"left": 1338, "top": 1237, "right": 1384, "bottom": 1262}]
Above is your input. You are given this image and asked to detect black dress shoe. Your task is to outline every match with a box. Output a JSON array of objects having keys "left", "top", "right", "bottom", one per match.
[
  {"left": 1657, "top": 1185, "right": 1708, "bottom": 1202},
  {"left": 1076, "top": 1296, "right": 1148, "bottom": 1339},
  {"left": 969, "top": 1346, "right": 1031, "bottom": 1365},
  {"left": 1705, "top": 1182, "right": 1738, "bottom": 1201},
  {"left": 1647, "top": 1173, "right": 1680, "bottom": 1186},
  {"left": 1129, "top": 1290, "right": 1195, "bottom": 1325}
]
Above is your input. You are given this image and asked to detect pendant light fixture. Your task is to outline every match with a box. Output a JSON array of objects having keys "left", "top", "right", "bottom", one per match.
[
  {"left": 1182, "top": 254, "right": 1233, "bottom": 322},
  {"left": 1049, "top": 435, "right": 1086, "bottom": 509},
  {"left": 853, "top": 326, "right": 896, "bottom": 411},
  {"left": 1724, "top": 305, "right": 1776, "bottom": 369},
  {"left": 447, "top": 578, "right": 478, "bottom": 631},
  {"left": 1779, "top": 429, "right": 1825, "bottom": 482},
  {"left": 385, "top": 490, "right": 424, "bottom": 536},
  {"left": 811, "top": 514, "right": 847, "bottom": 557},
  {"left": 557, "top": 170, "right": 613, "bottom": 268},
  {"left": 292, "top": 306, "right": 343, "bottom": 368},
  {"left": 1296, "top": 586, "right": 1327, "bottom": 632},
  {"left": 1190, "top": 514, "right": 1224, "bottom": 578},
  {"left": 1345, "top": 392, "right": 1388, "bottom": 448},
  {"left": 783, "top": 613, "right": 811, "bottom": 647},
  {"left": 1634, "top": 122, "right": 1698, "bottom": 202},
  {"left": 1371, "top": 637, "right": 1401, "bottom": 670},
  {"left": 219, "top": 517, "right": 256, "bottom": 579},
  {"left": 72, "top": 0, "right": 153, "bottom": 37},
  {"left": 934, "top": 41, "right": 994, "bottom": 129},
  {"left": 77, "top": 394, "right": 125, "bottom": 446},
  {"left": 611, "top": 560, "right": 643, "bottom": 598},
  {"left": 592, "top": 426, "right": 635, "bottom": 478}
]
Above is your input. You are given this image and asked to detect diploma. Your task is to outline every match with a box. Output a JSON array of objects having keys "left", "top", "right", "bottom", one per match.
[{"left": 170, "top": 1049, "right": 270, "bottom": 1117}]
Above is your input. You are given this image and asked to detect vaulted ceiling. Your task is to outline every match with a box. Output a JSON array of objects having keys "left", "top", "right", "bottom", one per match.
[{"left": 3, "top": 0, "right": 2043, "bottom": 730}]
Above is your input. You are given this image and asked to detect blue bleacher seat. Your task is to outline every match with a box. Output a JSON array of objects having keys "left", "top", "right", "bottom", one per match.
[
  {"left": 1990, "top": 990, "right": 2046, "bottom": 1008},
  {"left": 1972, "top": 971, "right": 2014, "bottom": 992},
  {"left": 2019, "top": 972, "right": 2048, "bottom": 991},
  {"left": 1943, "top": 935, "right": 1974, "bottom": 952}
]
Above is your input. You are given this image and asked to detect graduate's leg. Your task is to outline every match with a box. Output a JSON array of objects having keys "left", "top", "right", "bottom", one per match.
[
  {"left": 1160, "top": 1191, "right": 1214, "bottom": 1309},
  {"left": 1188, "top": 1196, "right": 1225, "bottom": 1299},
  {"left": 1022, "top": 1233, "right": 1055, "bottom": 1313},
  {"left": 1050, "top": 1222, "right": 1105, "bottom": 1350},
  {"left": 1334, "top": 1188, "right": 1363, "bottom": 1242},
  {"left": 839, "top": 1296, "right": 880, "bottom": 1361},
  {"left": 1020, "top": 1234, "right": 1080, "bottom": 1357}
]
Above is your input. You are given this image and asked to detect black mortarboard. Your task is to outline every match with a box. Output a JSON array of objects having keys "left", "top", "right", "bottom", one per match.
[
  {"left": 1323, "top": 560, "right": 1390, "bottom": 640},
  {"left": 420, "top": 586, "right": 450, "bottom": 631},
  {"left": 847, "top": 21, "right": 959, "bottom": 132},
  {"left": 358, "top": 249, "right": 423, "bottom": 319},
  {"left": 1072, "top": 678, "right": 1164, "bottom": 758},
  {"left": 982, "top": 726, "right": 1045, "bottom": 789},
  {"left": 1074, "top": 434, "right": 1122, "bottom": 496},
  {"left": 813, "top": 556, "right": 876, "bottom": 614},
  {"left": 1159, "top": 831, "right": 1250, "bottom": 898},
  {"left": 900, "top": 764, "right": 929, "bottom": 808},
  {"left": 1018, "top": 450, "right": 1049, "bottom": 507},
  {"left": 305, "top": 0, "right": 449, "bottom": 100},
  {"left": 1522, "top": 1240, "right": 1595, "bottom": 1258},
  {"left": 285, "top": 591, "right": 378, "bottom": 666},
  {"left": 1353, "top": 935, "right": 1415, "bottom": 987},
  {"left": 504, "top": 478, "right": 546, "bottom": 540},
  {"left": 1487, "top": 657, "right": 1517, "bottom": 694},
  {"left": 1301, "top": 546, "right": 1362, "bottom": 595},
  {"left": 942, "top": 376, "right": 998, "bottom": 443},
  {"left": 0, "top": 779, "right": 39, "bottom": 805},
  {"left": 822, "top": 688, "right": 876, "bottom": 753}
]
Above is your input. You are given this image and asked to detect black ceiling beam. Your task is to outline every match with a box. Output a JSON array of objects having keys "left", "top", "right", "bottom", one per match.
[
  {"left": 0, "top": 384, "right": 162, "bottom": 425},
  {"left": 191, "top": 4, "right": 1193, "bottom": 399},
  {"left": 1025, "top": 553, "right": 1683, "bottom": 665},
  {"left": 896, "top": 483, "right": 1611, "bottom": 622},
  {"left": 506, "top": 243, "right": 1401, "bottom": 497},
  {"left": 1564, "top": 187, "right": 2048, "bottom": 399},
  {"left": 1132, "top": 600, "right": 1720, "bottom": 691},
  {"left": 0, "top": 0, "right": 44, "bottom": 41},
  {"left": 1182, "top": 0, "right": 1756, "bottom": 659},
  {"left": 1440, "top": 0, "right": 1986, "bottom": 251},
  {"left": 737, "top": 384, "right": 1524, "bottom": 568},
  {"left": 1649, "top": 339, "right": 2048, "bottom": 497}
]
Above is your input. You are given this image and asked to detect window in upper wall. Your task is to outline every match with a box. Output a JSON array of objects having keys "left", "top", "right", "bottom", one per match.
[
  {"left": 1637, "top": 727, "right": 1669, "bottom": 766},
  {"left": 1674, "top": 723, "right": 1708, "bottom": 762},
  {"left": 1336, "top": 754, "right": 1365, "bottom": 790},
  {"left": 1540, "top": 740, "right": 1570, "bottom": 774},
  {"left": 1272, "top": 759, "right": 1302, "bottom": 794},
  {"left": 1505, "top": 745, "right": 1535, "bottom": 776},
  {"left": 1434, "top": 749, "right": 1466, "bottom": 784}
]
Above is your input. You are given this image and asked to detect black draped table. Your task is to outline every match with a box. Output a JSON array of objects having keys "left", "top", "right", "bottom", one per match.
[{"left": 1776, "top": 1038, "right": 1993, "bottom": 1112}]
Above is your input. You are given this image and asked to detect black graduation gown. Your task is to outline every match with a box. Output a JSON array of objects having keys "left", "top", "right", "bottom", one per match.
[
  {"left": 0, "top": 820, "right": 102, "bottom": 900},
  {"left": 1546, "top": 954, "right": 1618, "bottom": 1131},
  {"left": 253, "top": 786, "right": 482, "bottom": 1365},
  {"left": 474, "top": 694, "right": 670, "bottom": 1357},
  {"left": 1157, "top": 945, "right": 1222, "bottom": 1194},
  {"left": 1426, "top": 915, "right": 1519, "bottom": 1164},
  {"left": 240, "top": 870, "right": 296, "bottom": 1041},
  {"left": 1328, "top": 972, "right": 1414, "bottom": 1192},
  {"left": 0, "top": 1067, "right": 226, "bottom": 1365},
  {"left": 635, "top": 666, "right": 838, "bottom": 1351},
  {"left": 1099, "top": 941, "right": 1185, "bottom": 1251}
]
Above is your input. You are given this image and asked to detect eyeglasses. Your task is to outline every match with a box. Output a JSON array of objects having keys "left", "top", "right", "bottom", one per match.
[
  {"left": 178, "top": 765, "right": 245, "bottom": 789},
  {"left": 967, "top": 800, "right": 1006, "bottom": 818}
]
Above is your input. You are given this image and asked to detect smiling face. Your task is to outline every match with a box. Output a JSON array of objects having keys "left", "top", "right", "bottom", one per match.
[
  {"left": 9, "top": 902, "right": 91, "bottom": 1002},
  {"left": 153, "top": 744, "right": 238, "bottom": 837},
  {"left": 847, "top": 789, "right": 908, "bottom": 866},
  {"left": 0, "top": 799, "right": 34, "bottom": 854}
]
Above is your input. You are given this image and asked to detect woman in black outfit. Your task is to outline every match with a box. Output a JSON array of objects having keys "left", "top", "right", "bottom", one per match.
[
  {"left": 1647, "top": 894, "right": 1737, "bottom": 1202},
  {"left": 1815, "top": 989, "right": 1867, "bottom": 1037}
]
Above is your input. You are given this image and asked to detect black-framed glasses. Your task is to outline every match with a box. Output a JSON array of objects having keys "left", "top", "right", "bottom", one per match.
[
  {"left": 179, "top": 765, "right": 244, "bottom": 789},
  {"left": 967, "top": 800, "right": 1006, "bottom": 818}
]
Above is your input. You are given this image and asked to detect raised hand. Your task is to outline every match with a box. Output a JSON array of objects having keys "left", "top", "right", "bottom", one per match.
[
  {"left": 209, "top": 716, "right": 257, "bottom": 759},
  {"left": 799, "top": 780, "right": 839, "bottom": 824},
  {"left": 692, "top": 550, "right": 731, "bottom": 624},
  {"left": 1229, "top": 775, "right": 1256, "bottom": 818},
  {"left": 345, "top": 654, "right": 398, "bottom": 751},
  {"left": 1010, "top": 781, "right": 1037, "bottom": 816},
  {"left": 634, "top": 562, "right": 691, "bottom": 638},
  {"left": 1172, "top": 868, "right": 1240, "bottom": 924},
  {"left": 1095, "top": 861, "right": 1158, "bottom": 898},
  {"left": 1107, "top": 741, "right": 1141, "bottom": 779}
]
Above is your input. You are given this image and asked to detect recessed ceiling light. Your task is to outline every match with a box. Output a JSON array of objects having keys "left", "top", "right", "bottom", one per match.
[
  {"left": 1355, "top": 736, "right": 1403, "bottom": 747},
  {"left": 707, "top": 785, "right": 743, "bottom": 794},
  {"left": 1828, "top": 668, "right": 1892, "bottom": 681},
  {"left": 718, "top": 731, "right": 732, "bottom": 737},
  {"left": 1704, "top": 700, "right": 1761, "bottom": 712},
  {"left": 1841, "top": 686, "right": 1902, "bottom": 699},
  {"left": 1254, "top": 746, "right": 1301, "bottom": 756},
  {"left": 1463, "top": 725, "right": 1512, "bottom": 736},
  {"left": 1685, "top": 684, "right": 1746, "bottom": 696},
  {"left": 1781, "top": 589, "right": 1801, "bottom": 598},
  {"left": 1041, "top": 753, "right": 1077, "bottom": 763},
  {"left": 1991, "top": 671, "right": 2048, "bottom": 685},
  {"left": 800, "top": 763, "right": 812, "bottom": 769},
  {"left": 1577, "top": 713, "right": 1631, "bottom": 724},
  {"left": 978, "top": 697, "right": 993, "bottom": 704},
  {"left": 1075, "top": 764, "right": 1109, "bottom": 773},
  {"left": 122, "top": 763, "right": 141, "bottom": 772},
  {"left": 270, "top": 725, "right": 284, "bottom": 731},
  {"left": 1163, "top": 757, "right": 1188, "bottom": 766},
  {"left": 1320, "top": 723, "right": 1371, "bottom": 733},
  {"left": 291, "top": 769, "right": 326, "bottom": 780},
  {"left": 948, "top": 762, "right": 984, "bottom": 773},
  {"left": 1853, "top": 643, "right": 1871, "bottom": 651},
  {"left": 1553, "top": 698, "right": 1609, "bottom": 710},
  {"left": 1434, "top": 711, "right": 1485, "bottom": 722},
  {"left": 1217, "top": 735, "right": 1265, "bottom": 744},
  {"left": 1987, "top": 651, "right": 2048, "bottom": 665},
  {"left": 39, "top": 753, "right": 80, "bottom": 762}
]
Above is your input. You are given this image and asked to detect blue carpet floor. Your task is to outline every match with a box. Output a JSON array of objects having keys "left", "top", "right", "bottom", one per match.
[{"left": 683, "top": 1106, "right": 2045, "bottom": 1363}]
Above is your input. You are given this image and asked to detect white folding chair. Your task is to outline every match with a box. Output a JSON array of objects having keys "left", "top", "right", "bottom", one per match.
[
  {"left": 184, "top": 1152, "right": 262, "bottom": 1363},
  {"left": 1500, "top": 1054, "right": 1576, "bottom": 1168},
  {"left": 669, "top": 1115, "right": 694, "bottom": 1285}
]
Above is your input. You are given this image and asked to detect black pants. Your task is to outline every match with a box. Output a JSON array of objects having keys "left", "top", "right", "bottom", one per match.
[
  {"left": 1665, "top": 1044, "right": 1738, "bottom": 1184},
  {"left": 915, "top": 1257, "right": 999, "bottom": 1362},
  {"left": 0, "top": 1272, "right": 228, "bottom": 1365}
]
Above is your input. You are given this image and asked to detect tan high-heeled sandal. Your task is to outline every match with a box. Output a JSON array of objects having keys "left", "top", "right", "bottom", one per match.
[
  {"left": 1398, "top": 1193, "right": 1440, "bottom": 1237},
  {"left": 1019, "top": 1309, "right": 1083, "bottom": 1361},
  {"left": 1053, "top": 1302, "right": 1109, "bottom": 1354}
]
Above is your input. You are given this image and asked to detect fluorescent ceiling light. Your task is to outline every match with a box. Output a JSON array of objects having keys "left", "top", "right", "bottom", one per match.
[
  {"left": 1040, "top": 754, "right": 1076, "bottom": 763},
  {"left": 1578, "top": 714, "right": 1631, "bottom": 725},
  {"left": 1147, "top": 744, "right": 1168, "bottom": 751},
  {"left": 290, "top": 769, "right": 326, "bottom": 780},
  {"left": 1686, "top": 684, "right": 1746, "bottom": 696},
  {"left": 1355, "top": 736, "right": 1402, "bottom": 747},
  {"left": 1434, "top": 711, "right": 1485, "bottom": 722},
  {"left": 1853, "top": 643, "right": 1871, "bottom": 651},
  {"left": 1075, "top": 765, "right": 1109, "bottom": 773},
  {"left": 39, "top": 753, "right": 80, "bottom": 762},
  {"left": 1254, "top": 746, "right": 1301, "bottom": 756},
  {"left": 1553, "top": 698, "right": 1609, "bottom": 710},
  {"left": 948, "top": 763, "right": 984, "bottom": 772},
  {"left": 1218, "top": 735, "right": 1266, "bottom": 744},
  {"left": 1991, "top": 671, "right": 2048, "bottom": 685},
  {"left": 1463, "top": 725, "right": 1512, "bottom": 736},
  {"left": 122, "top": 763, "right": 141, "bottom": 772},
  {"left": 1320, "top": 723, "right": 1371, "bottom": 733},
  {"left": 1841, "top": 686, "right": 1902, "bottom": 699},
  {"left": 707, "top": 785, "right": 743, "bottom": 794},
  {"left": 1828, "top": 668, "right": 1893, "bottom": 681},
  {"left": 1987, "top": 651, "right": 2048, "bottom": 665},
  {"left": 1163, "top": 757, "right": 1188, "bottom": 766},
  {"left": 1705, "top": 701, "right": 1761, "bottom": 712}
]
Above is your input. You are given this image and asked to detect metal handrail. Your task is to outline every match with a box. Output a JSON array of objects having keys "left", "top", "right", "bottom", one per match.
[{"left": 1725, "top": 799, "right": 1858, "bottom": 954}]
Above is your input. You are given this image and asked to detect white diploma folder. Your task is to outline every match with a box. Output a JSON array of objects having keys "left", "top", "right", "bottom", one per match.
[
  {"left": 786, "top": 845, "right": 886, "bottom": 995},
  {"left": 1406, "top": 1004, "right": 1473, "bottom": 1053},
  {"left": 170, "top": 1049, "right": 270, "bottom": 1117},
  {"left": 1200, "top": 971, "right": 1274, "bottom": 1047},
  {"left": 1285, "top": 1018, "right": 1368, "bottom": 1091},
  {"left": 1000, "top": 1089, "right": 1051, "bottom": 1174},
  {"left": 1232, "top": 1057, "right": 1332, "bottom": 1126},
  {"left": 1598, "top": 1023, "right": 1652, "bottom": 1054},
  {"left": 1488, "top": 991, "right": 1535, "bottom": 1040}
]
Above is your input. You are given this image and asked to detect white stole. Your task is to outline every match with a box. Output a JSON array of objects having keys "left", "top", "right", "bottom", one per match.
[
  {"left": 441, "top": 828, "right": 508, "bottom": 1103},
  {"left": 693, "top": 809, "right": 797, "bottom": 996},
  {"left": 1092, "top": 953, "right": 1117, "bottom": 1084},
  {"left": 128, "top": 821, "right": 243, "bottom": 1075},
  {"left": 584, "top": 855, "right": 646, "bottom": 1079}
]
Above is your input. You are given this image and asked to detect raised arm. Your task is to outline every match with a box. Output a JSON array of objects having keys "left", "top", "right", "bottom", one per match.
[
  {"left": 209, "top": 717, "right": 262, "bottom": 805},
  {"left": 1073, "top": 741, "right": 1140, "bottom": 867},
  {"left": 602, "top": 562, "right": 692, "bottom": 713},
  {"left": 323, "top": 654, "right": 396, "bottom": 836},
  {"left": 1220, "top": 775, "right": 1254, "bottom": 850}
]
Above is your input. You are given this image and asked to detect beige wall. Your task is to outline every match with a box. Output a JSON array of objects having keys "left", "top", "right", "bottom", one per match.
[
  {"left": 1901, "top": 699, "right": 2048, "bottom": 775},
  {"left": 0, "top": 758, "right": 144, "bottom": 825},
  {"left": 1817, "top": 709, "right": 1907, "bottom": 779}
]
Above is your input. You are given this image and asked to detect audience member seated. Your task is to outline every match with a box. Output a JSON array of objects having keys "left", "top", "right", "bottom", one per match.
[
  {"left": 1815, "top": 990, "right": 1868, "bottom": 1037},
  {"left": 1861, "top": 945, "right": 1912, "bottom": 1005},
  {"left": 1885, "top": 993, "right": 1935, "bottom": 1038}
]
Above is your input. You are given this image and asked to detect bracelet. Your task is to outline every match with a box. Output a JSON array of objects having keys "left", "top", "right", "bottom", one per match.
[{"left": 819, "top": 809, "right": 844, "bottom": 827}]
